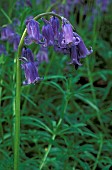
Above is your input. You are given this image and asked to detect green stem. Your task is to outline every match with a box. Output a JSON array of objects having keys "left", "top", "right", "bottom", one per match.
[
  {"left": 34, "top": 12, "right": 62, "bottom": 21},
  {"left": 39, "top": 133, "right": 56, "bottom": 170},
  {"left": 92, "top": 134, "right": 103, "bottom": 170},
  {"left": 14, "top": 46, "right": 21, "bottom": 170},
  {"left": 0, "top": 68, "right": 4, "bottom": 143},
  {"left": 39, "top": 98, "right": 68, "bottom": 170},
  {"left": 13, "top": 12, "right": 65, "bottom": 170}
]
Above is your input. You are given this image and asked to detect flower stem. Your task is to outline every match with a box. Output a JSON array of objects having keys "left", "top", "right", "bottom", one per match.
[
  {"left": 14, "top": 28, "right": 27, "bottom": 170},
  {"left": 14, "top": 47, "right": 21, "bottom": 170},
  {"left": 0, "top": 78, "right": 4, "bottom": 143},
  {"left": 13, "top": 12, "right": 65, "bottom": 170}
]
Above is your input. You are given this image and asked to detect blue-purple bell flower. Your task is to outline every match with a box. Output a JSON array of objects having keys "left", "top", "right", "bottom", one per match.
[
  {"left": 62, "top": 18, "right": 73, "bottom": 44},
  {"left": 50, "top": 16, "right": 59, "bottom": 40},
  {"left": 36, "top": 47, "right": 49, "bottom": 63},
  {"left": 26, "top": 19, "right": 40, "bottom": 44},
  {"left": 20, "top": 48, "right": 41, "bottom": 85},
  {"left": 1, "top": 26, "right": 15, "bottom": 41},
  {"left": 54, "top": 44, "right": 70, "bottom": 55},
  {"left": 42, "top": 18, "right": 54, "bottom": 47},
  {"left": 22, "top": 47, "right": 34, "bottom": 62},
  {"left": 68, "top": 32, "right": 93, "bottom": 69},
  {"left": 24, "top": 36, "right": 33, "bottom": 45},
  {"left": 54, "top": 30, "right": 70, "bottom": 55},
  {"left": 12, "top": 34, "right": 20, "bottom": 51},
  {"left": 69, "top": 44, "right": 82, "bottom": 69},
  {"left": 73, "top": 32, "right": 93, "bottom": 58},
  {"left": 22, "top": 62, "right": 41, "bottom": 85},
  {"left": 53, "top": 29, "right": 70, "bottom": 55},
  {"left": 25, "top": 16, "right": 33, "bottom": 25}
]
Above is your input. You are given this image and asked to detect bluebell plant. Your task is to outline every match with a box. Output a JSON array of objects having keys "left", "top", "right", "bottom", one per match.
[
  {"left": 0, "top": 0, "right": 111, "bottom": 169},
  {"left": 0, "top": 11, "right": 93, "bottom": 170}
]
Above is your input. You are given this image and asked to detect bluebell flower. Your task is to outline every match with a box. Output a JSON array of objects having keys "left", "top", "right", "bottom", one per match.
[
  {"left": 25, "top": 16, "right": 33, "bottom": 25},
  {"left": 22, "top": 62, "right": 41, "bottom": 85},
  {"left": 26, "top": 19, "right": 40, "bottom": 44},
  {"left": 1, "top": 26, "right": 14, "bottom": 41},
  {"left": 53, "top": 27, "right": 93, "bottom": 69},
  {"left": 20, "top": 48, "right": 41, "bottom": 85},
  {"left": 54, "top": 29, "right": 71, "bottom": 55},
  {"left": 57, "top": 31, "right": 65, "bottom": 48},
  {"left": 68, "top": 32, "right": 93, "bottom": 69},
  {"left": 73, "top": 32, "right": 93, "bottom": 59},
  {"left": 42, "top": 18, "right": 54, "bottom": 47},
  {"left": 36, "top": 46, "right": 49, "bottom": 63},
  {"left": 50, "top": 15, "right": 59, "bottom": 40},
  {"left": 22, "top": 47, "right": 34, "bottom": 62},
  {"left": 54, "top": 44, "right": 70, "bottom": 55},
  {"left": 24, "top": 36, "right": 33, "bottom": 45},
  {"left": 12, "top": 34, "right": 20, "bottom": 51},
  {"left": 62, "top": 18, "right": 73, "bottom": 44},
  {"left": 69, "top": 44, "right": 82, "bottom": 69}
]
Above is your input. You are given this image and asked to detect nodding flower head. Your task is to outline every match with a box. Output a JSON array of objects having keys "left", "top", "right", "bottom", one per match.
[
  {"left": 26, "top": 19, "right": 40, "bottom": 43},
  {"left": 13, "top": 34, "right": 20, "bottom": 51},
  {"left": 69, "top": 44, "right": 82, "bottom": 70},
  {"left": 36, "top": 46, "right": 49, "bottom": 64},
  {"left": 22, "top": 47, "right": 34, "bottom": 62},
  {"left": 42, "top": 18, "right": 54, "bottom": 47},
  {"left": 20, "top": 13, "right": 93, "bottom": 82},
  {"left": 73, "top": 32, "right": 93, "bottom": 59},
  {"left": 1, "top": 26, "right": 15, "bottom": 41},
  {"left": 20, "top": 48, "right": 41, "bottom": 85},
  {"left": 22, "top": 62, "right": 41, "bottom": 85},
  {"left": 50, "top": 15, "right": 60, "bottom": 39},
  {"left": 68, "top": 32, "right": 93, "bottom": 69},
  {"left": 62, "top": 18, "right": 73, "bottom": 44}
]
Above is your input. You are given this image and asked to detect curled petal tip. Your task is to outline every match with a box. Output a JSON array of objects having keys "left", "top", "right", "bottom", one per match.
[{"left": 89, "top": 47, "right": 93, "bottom": 54}]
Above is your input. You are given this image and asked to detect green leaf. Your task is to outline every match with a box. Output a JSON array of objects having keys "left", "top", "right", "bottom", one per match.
[
  {"left": 21, "top": 116, "right": 52, "bottom": 134},
  {"left": 74, "top": 94, "right": 99, "bottom": 112}
]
